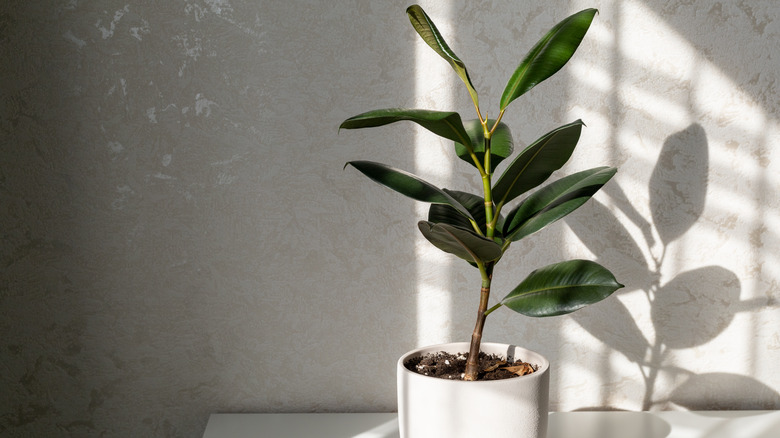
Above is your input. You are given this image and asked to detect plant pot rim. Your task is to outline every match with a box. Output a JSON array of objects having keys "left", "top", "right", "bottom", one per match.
[{"left": 397, "top": 341, "right": 550, "bottom": 384}]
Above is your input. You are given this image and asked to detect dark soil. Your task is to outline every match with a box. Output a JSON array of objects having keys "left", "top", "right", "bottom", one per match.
[{"left": 404, "top": 351, "right": 537, "bottom": 381}]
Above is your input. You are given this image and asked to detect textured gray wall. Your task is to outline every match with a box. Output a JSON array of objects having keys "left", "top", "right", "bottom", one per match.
[{"left": 2, "top": 0, "right": 779, "bottom": 437}]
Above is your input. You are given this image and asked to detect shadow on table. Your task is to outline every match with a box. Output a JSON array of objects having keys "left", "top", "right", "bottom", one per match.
[{"left": 548, "top": 411, "right": 670, "bottom": 438}]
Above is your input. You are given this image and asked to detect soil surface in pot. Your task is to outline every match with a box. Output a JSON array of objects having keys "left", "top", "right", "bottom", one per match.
[{"left": 404, "top": 351, "right": 537, "bottom": 381}]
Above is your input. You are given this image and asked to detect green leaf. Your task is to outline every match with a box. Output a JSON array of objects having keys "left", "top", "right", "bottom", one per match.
[
  {"left": 492, "top": 120, "right": 584, "bottom": 206},
  {"left": 428, "top": 190, "right": 486, "bottom": 232},
  {"left": 340, "top": 108, "right": 472, "bottom": 153},
  {"left": 454, "top": 119, "right": 513, "bottom": 173},
  {"left": 504, "top": 166, "right": 617, "bottom": 241},
  {"left": 346, "top": 161, "right": 473, "bottom": 220},
  {"left": 427, "top": 190, "right": 504, "bottom": 239},
  {"left": 501, "top": 260, "right": 623, "bottom": 317},
  {"left": 418, "top": 221, "right": 502, "bottom": 264},
  {"left": 500, "top": 8, "right": 597, "bottom": 111},
  {"left": 407, "top": 5, "right": 479, "bottom": 107}
]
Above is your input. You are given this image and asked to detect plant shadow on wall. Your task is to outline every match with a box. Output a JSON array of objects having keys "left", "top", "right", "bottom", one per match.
[{"left": 568, "top": 123, "right": 780, "bottom": 410}]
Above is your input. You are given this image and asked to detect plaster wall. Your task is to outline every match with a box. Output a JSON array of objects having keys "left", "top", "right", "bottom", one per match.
[{"left": 1, "top": 0, "right": 779, "bottom": 436}]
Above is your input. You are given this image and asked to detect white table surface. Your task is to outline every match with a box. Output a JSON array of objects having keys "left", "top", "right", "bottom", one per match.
[{"left": 202, "top": 410, "right": 780, "bottom": 438}]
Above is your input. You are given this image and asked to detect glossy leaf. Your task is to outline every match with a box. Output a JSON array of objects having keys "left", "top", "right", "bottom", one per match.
[
  {"left": 418, "top": 221, "right": 502, "bottom": 264},
  {"left": 492, "top": 120, "right": 584, "bottom": 206},
  {"left": 428, "top": 190, "right": 487, "bottom": 233},
  {"left": 454, "top": 119, "right": 514, "bottom": 172},
  {"left": 503, "top": 166, "right": 617, "bottom": 242},
  {"left": 500, "top": 8, "right": 597, "bottom": 111},
  {"left": 346, "top": 161, "right": 473, "bottom": 220},
  {"left": 407, "top": 5, "right": 479, "bottom": 107},
  {"left": 501, "top": 259, "right": 623, "bottom": 317},
  {"left": 340, "top": 108, "right": 472, "bottom": 153},
  {"left": 427, "top": 190, "right": 505, "bottom": 241}
]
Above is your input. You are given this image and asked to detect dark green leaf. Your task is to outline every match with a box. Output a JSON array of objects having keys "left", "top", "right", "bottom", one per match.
[
  {"left": 492, "top": 120, "right": 584, "bottom": 206},
  {"left": 504, "top": 166, "right": 617, "bottom": 241},
  {"left": 418, "top": 221, "right": 502, "bottom": 264},
  {"left": 500, "top": 9, "right": 597, "bottom": 110},
  {"left": 427, "top": 190, "right": 505, "bottom": 240},
  {"left": 407, "top": 5, "right": 479, "bottom": 107},
  {"left": 501, "top": 260, "right": 623, "bottom": 317},
  {"left": 346, "top": 161, "right": 473, "bottom": 220},
  {"left": 340, "top": 108, "right": 472, "bottom": 153},
  {"left": 428, "top": 190, "right": 486, "bottom": 231},
  {"left": 454, "top": 119, "right": 513, "bottom": 172}
]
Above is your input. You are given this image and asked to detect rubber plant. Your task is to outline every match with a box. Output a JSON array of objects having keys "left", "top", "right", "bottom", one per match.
[{"left": 341, "top": 5, "right": 624, "bottom": 381}]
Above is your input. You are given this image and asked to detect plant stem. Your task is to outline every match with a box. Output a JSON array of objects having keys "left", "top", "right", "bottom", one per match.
[
  {"left": 481, "top": 130, "right": 495, "bottom": 238},
  {"left": 464, "top": 263, "right": 493, "bottom": 381},
  {"left": 463, "top": 126, "right": 499, "bottom": 382},
  {"left": 482, "top": 175, "right": 494, "bottom": 237}
]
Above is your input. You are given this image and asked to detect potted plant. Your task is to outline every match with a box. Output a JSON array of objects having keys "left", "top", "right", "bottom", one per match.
[{"left": 340, "top": 5, "right": 624, "bottom": 437}]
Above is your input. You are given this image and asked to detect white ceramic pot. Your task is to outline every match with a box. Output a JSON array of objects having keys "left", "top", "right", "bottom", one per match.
[{"left": 397, "top": 342, "right": 550, "bottom": 438}]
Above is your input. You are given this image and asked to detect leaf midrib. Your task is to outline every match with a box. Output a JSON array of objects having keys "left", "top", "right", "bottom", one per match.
[
  {"left": 505, "top": 282, "right": 611, "bottom": 302},
  {"left": 497, "top": 133, "right": 557, "bottom": 204},
  {"left": 502, "top": 31, "right": 554, "bottom": 108}
]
